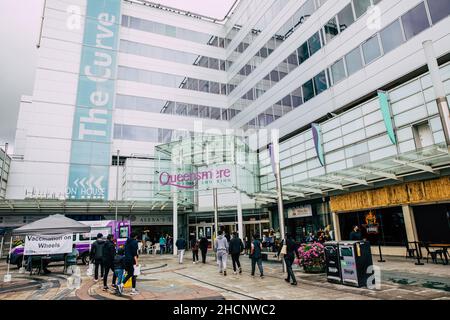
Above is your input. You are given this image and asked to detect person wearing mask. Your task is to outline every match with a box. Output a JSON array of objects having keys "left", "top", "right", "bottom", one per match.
[
  {"left": 199, "top": 236, "right": 209, "bottom": 264},
  {"left": 159, "top": 235, "right": 166, "bottom": 255},
  {"left": 113, "top": 248, "right": 125, "bottom": 296},
  {"left": 190, "top": 237, "right": 199, "bottom": 264},
  {"left": 250, "top": 234, "right": 264, "bottom": 278},
  {"left": 176, "top": 235, "right": 187, "bottom": 264},
  {"left": 90, "top": 233, "right": 105, "bottom": 282},
  {"left": 214, "top": 230, "right": 229, "bottom": 276},
  {"left": 102, "top": 234, "right": 116, "bottom": 291},
  {"left": 229, "top": 232, "right": 244, "bottom": 275},
  {"left": 278, "top": 233, "right": 300, "bottom": 286},
  {"left": 120, "top": 232, "right": 139, "bottom": 295},
  {"left": 349, "top": 226, "right": 362, "bottom": 240}
]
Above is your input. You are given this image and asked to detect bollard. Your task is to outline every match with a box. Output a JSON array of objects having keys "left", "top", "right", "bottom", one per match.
[{"left": 377, "top": 240, "right": 385, "bottom": 263}]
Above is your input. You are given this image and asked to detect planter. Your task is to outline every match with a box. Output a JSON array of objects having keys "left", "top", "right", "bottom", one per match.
[{"left": 303, "top": 264, "right": 325, "bottom": 274}]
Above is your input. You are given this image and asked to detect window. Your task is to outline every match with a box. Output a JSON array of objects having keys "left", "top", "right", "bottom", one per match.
[
  {"left": 119, "top": 227, "right": 129, "bottom": 239},
  {"left": 324, "top": 17, "right": 339, "bottom": 43},
  {"left": 338, "top": 3, "right": 355, "bottom": 32},
  {"left": 380, "top": 20, "right": 404, "bottom": 54},
  {"left": 314, "top": 71, "right": 328, "bottom": 95},
  {"left": 308, "top": 32, "right": 322, "bottom": 55},
  {"left": 331, "top": 59, "right": 347, "bottom": 84},
  {"left": 413, "top": 122, "right": 434, "bottom": 149},
  {"left": 401, "top": 2, "right": 430, "bottom": 40},
  {"left": 353, "top": 0, "right": 371, "bottom": 19},
  {"left": 345, "top": 47, "right": 363, "bottom": 75},
  {"left": 297, "top": 42, "right": 310, "bottom": 64},
  {"left": 362, "top": 35, "right": 381, "bottom": 64},
  {"left": 426, "top": 0, "right": 450, "bottom": 24},
  {"left": 302, "top": 79, "right": 315, "bottom": 102}
]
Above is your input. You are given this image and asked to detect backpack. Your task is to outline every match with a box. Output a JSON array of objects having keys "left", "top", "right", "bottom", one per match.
[{"left": 94, "top": 241, "right": 104, "bottom": 259}]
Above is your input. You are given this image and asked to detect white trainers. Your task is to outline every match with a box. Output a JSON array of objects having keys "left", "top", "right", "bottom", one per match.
[
  {"left": 233, "top": 271, "right": 237, "bottom": 275},
  {"left": 130, "top": 289, "right": 139, "bottom": 295}
]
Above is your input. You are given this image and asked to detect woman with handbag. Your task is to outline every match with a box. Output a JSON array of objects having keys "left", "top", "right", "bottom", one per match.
[{"left": 278, "top": 233, "right": 300, "bottom": 286}]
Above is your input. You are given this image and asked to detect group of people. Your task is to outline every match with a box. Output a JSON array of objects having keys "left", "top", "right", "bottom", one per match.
[
  {"left": 89, "top": 232, "right": 140, "bottom": 296},
  {"left": 304, "top": 225, "right": 334, "bottom": 244}
]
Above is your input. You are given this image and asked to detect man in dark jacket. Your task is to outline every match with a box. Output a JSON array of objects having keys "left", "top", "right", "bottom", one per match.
[
  {"left": 199, "top": 236, "right": 209, "bottom": 264},
  {"left": 229, "top": 232, "right": 244, "bottom": 274},
  {"left": 278, "top": 233, "right": 300, "bottom": 285},
  {"left": 90, "top": 233, "right": 105, "bottom": 282},
  {"left": 120, "top": 232, "right": 139, "bottom": 295},
  {"left": 102, "top": 234, "right": 116, "bottom": 291},
  {"left": 176, "top": 235, "right": 187, "bottom": 264}
]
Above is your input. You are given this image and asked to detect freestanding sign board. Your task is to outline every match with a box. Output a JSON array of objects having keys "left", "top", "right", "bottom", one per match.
[{"left": 24, "top": 234, "right": 73, "bottom": 256}]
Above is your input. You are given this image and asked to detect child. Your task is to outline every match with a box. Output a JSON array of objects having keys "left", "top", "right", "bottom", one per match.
[{"left": 113, "top": 248, "right": 125, "bottom": 295}]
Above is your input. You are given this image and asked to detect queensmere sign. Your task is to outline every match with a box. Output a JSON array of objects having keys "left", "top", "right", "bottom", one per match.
[
  {"left": 159, "top": 165, "right": 233, "bottom": 189},
  {"left": 67, "top": 0, "right": 121, "bottom": 200}
]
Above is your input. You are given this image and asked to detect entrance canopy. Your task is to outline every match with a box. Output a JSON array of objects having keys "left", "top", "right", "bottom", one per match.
[{"left": 12, "top": 214, "right": 91, "bottom": 235}]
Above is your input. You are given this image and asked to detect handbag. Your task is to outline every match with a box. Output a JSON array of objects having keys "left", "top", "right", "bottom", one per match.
[
  {"left": 134, "top": 264, "right": 141, "bottom": 276},
  {"left": 86, "top": 263, "right": 94, "bottom": 276},
  {"left": 280, "top": 244, "right": 287, "bottom": 255}
]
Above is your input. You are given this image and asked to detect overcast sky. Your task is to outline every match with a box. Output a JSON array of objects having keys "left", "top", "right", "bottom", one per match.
[{"left": 0, "top": 0, "right": 236, "bottom": 153}]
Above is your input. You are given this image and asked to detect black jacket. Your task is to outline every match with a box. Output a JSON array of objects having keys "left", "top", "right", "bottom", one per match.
[
  {"left": 103, "top": 240, "right": 116, "bottom": 264},
  {"left": 124, "top": 238, "right": 138, "bottom": 263},
  {"left": 113, "top": 254, "right": 125, "bottom": 269},
  {"left": 278, "top": 238, "right": 300, "bottom": 260},
  {"left": 90, "top": 239, "right": 105, "bottom": 261},
  {"left": 229, "top": 237, "right": 244, "bottom": 255},
  {"left": 176, "top": 238, "right": 187, "bottom": 250},
  {"left": 199, "top": 237, "right": 208, "bottom": 251}
]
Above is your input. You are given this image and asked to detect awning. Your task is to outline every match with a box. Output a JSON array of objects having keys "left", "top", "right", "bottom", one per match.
[{"left": 12, "top": 214, "right": 91, "bottom": 235}]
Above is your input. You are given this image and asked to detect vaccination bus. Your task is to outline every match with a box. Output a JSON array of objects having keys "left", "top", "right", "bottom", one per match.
[{"left": 7, "top": 220, "right": 131, "bottom": 268}]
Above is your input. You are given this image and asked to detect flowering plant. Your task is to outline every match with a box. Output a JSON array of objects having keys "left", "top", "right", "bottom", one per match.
[{"left": 295, "top": 242, "right": 325, "bottom": 272}]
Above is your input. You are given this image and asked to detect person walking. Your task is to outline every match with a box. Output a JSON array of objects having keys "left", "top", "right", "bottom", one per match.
[
  {"left": 90, "top": 233, "right": 105, "bottom": 282},
  {"left": 244, "top": 236, "right": 251, "bottom": 256},
  {"left": 214, "top": 230, "right": 229, "bottom": 276},
  {"left": 278, "top": 233, "right": 300, "bottom": 286},
  {"left": 176, "top": 235, "right": 187, "bottom": 264},
  {"left": 349, "top": 226, "right": 362, "bottom": 240},
  {"left": 229, "top": 232, "right": 244, "bottom": 275},
  {"left": 250, "top": 234, "right": 264, "bottom": 278},
  {"left": 199, "top": 236, "right": 208, "bottom": 264},
  {"left": 113, "top": 248, "right": 125, "bottom": 295},
  {"left": 159, "top": 235, "right": 166, "bottom": 255},
  {"left": 190, "top": 237, "right": 199, "bottom": 264},
  {"left": 102, "top": 234, "right": 116, "bottom": 291},
  {"left": 120, "top": 232, "right": 139, "bottom": 295}
]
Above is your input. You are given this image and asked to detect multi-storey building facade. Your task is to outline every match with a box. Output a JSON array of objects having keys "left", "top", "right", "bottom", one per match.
[{"left": 2, "top": 0, "right": 450, "bottom": 254}]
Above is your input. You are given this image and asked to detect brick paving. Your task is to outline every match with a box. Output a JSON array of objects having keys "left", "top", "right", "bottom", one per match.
[{"left": 0, "top": 253, "right": 449, "bottom": 300}]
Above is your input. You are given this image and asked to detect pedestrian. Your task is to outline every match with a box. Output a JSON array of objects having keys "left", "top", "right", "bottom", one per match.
[
  {"left": 278, "top": 233, "right": 300, "bottom": 286},
  {"left": 102, "top": 234, "right": 116, "bottom": 291},
  {"left": 349, "top": 226, "right": 362, "bottom": 240},
  {"left": 214, "top": 230, "right": 229, "bottom": 276},
  {"left": 120, "top": 232, "right": 139, "bottom": 295},
  {"left": 305, "top": 232, "right": 315, "bottom": 243},
  {"left": 244, "top": 236, "right": 251, "bottom": 255},
  {"left": 113, "top": 248, "right": 125, "bottom": 295},
  {"left": 90, "top": 233, "right": 105, "bottom": 282},
  {"left": 229, "top": 232, "right": 244, "bottom": 275},
  {"left": 159, "top": 235, "right": 166, "bottom": 255},
  {"left": 224, "top": 231, "right": 231, "bottom": 243},
  {"left": 168, "top": 235, "right": 173, "bottom": 254},
  {"left": 250, "top": 234, "right": 264, "bottom": 278},
  {"left": 190, "top": 237, "right": 199, "bottom": 264},
  {"left": 176, "top": 235, "right": 187, "bottom": 264},
  {"left": 199, "top": 236, "right": 208, "bottom": 264}
]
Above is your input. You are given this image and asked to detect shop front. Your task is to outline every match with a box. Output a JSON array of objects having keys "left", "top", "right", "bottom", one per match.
[
  {"left": 125, "top": 214, "right": 173, "bottom": 243},
  {"left": 330, "top": 176, "right": 450, "bottom": 256}
]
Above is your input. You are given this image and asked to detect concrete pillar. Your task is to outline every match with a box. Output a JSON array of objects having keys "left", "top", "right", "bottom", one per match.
[
  {"left": 332, "top": 212, "right": 341, "bottom": 241},
  {"left": 172, "top": 187, "right": 178, "bottom": 256},
  {"left": 236, "top": 191, "right": 244, "bottom": 240},
  {"left": 402, "top": 205, "right": 418, "bottom": 242}
]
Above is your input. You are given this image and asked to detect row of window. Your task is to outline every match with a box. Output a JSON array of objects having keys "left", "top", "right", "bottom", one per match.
[
  {"left": 117, "top": 66, "right": 232, "bottom": 96},
  {"left": 228, "top": 0, "right": 327, "bottom": 91},
  {"left": 247, "top": 0, "right": 450, "bottom": 129},
  {"left": 120, "top": 40, "right": 232, "bottom": 71},
  {"left": 115, "top": 94, "right": 241, "bottom": 121},
  {"left": 234, "top": 0, "right": 381, "bottom": 113},
  {"left": 113, "top": 124, "right": 192, "bottom": 144},
  {"left": 121, "top": 15, "right": 230, "bottom": 48}
]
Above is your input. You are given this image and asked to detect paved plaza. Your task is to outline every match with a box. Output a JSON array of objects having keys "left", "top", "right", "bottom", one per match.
[{"left": 1, "top": 253, "right": 449, "bottom": 300}]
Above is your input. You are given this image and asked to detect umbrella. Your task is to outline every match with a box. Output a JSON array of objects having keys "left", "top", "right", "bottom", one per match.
[{"left": 12, "top": 214, "right": 91, "bottom": 235}]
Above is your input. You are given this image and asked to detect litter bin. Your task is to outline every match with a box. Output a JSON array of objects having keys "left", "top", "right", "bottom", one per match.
[
  {"left": 338, "top": 241, "right": 373, "bottom": 288},
  {"left": 324, "top": 241, "right": 341, "bottom": 284}
]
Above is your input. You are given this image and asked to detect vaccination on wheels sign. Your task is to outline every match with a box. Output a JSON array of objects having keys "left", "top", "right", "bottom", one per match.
[{"left": 24, "top": 234, "right": 73, "bottom": 255}]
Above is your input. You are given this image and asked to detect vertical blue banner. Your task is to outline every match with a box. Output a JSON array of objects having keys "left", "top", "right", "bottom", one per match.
[
  {"left": 312, "top": 123, "right": 325, "bottom": 166},
  {"left": 67, "top": 0, "right": 121, "bottom": 200}
]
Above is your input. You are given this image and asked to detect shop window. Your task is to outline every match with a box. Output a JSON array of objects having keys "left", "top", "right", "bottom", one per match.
[
  {"left": 413, "top": 204, "right": 450, "bottom": 243},
  {"left": 426, "top": 0, "right": 450, "bottom": 24},
  {"left": 401, "top": 2, "right": 430, "bottom": 40},
  {"left": 413, "top": 122, "right": 434, "bottom": 149}
]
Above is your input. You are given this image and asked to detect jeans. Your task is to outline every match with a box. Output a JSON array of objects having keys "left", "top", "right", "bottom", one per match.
[
  {"left": 284, "top": 257, "right": 297, "bottom": 283},
  {"left": 114, "top": 269, "right": 124, "bottom": 286},
  {"left": 201, "top": 249, "right": 207, "bottom": 263},
  {"left": 94, "top": 258, "right": 103, "bottom": 280},
  {"left": 178, "top": 249, "right": 185, "bottom": 263},
  {"left": 251, "top": 257, "right": 263, "bottom": 276},
  {"left": 122, "top": 263, "right": 136, "bottom": 289},
  {"left": 231, "top": 253, "right": 241, "bottom": 272},
  {"left": 192, "top": 250, "right": 199, "bottom": 262},
  {"left": 103, "top": 263, "right": 114, "bottom": 287},
  {"left": 217, "top": 250, "right": 228, "bottom": 273},
  {"left": 160, "top": 245, "right": 165, "bottom": 255}
]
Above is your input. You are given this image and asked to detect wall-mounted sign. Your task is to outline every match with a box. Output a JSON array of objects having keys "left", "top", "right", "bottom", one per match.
[
  {"left": 364, "top": 210, "right": 379, "bottom": 234},
  {"left": 159, "top": 165, "right": 233, "bottom": 190},
  {"left": 129, "top": 215, "right": 173, "bottom": 226},
  {"left": 288, "top": 205, "right": 313, "bottom": 219}
]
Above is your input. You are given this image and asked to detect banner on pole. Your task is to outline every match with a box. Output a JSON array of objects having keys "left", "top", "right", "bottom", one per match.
[{"left": 24, "top": 234, "right": 73, "bottom": 255}]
